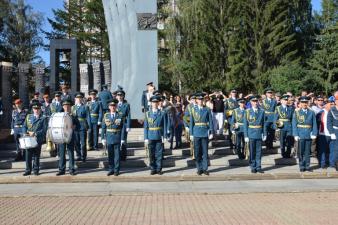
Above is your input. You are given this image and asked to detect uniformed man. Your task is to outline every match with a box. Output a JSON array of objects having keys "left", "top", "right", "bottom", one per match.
[
  {"left": 50, "top": 92, "right": 63, "bottom": 114},
  {"left": 230, "top": 98, "right": 246, "bottom": 159},
  {"left": 101, "top": 99, "right": 126, "bottom": 176},
  {"left": 116, "top": 87, "right": 131, "bottom": 161},
  {"left": 224, "top": 89, "right": 239, "bottom": 149},
  {"left": 11, "top": 99, "right": 28, "bottom": 161},
  {"left": 327, "top": 93, "right": 338, "bottom": 172},
  {"left": 141, "top": 82, "right": 155, "bottom": 113},
  {"left": 183, "top": 94, "right": 197, "bottom": 159},
  {"left": 60, "top": 81, "right": 72, "bottom": 102},
  {"left": 56, "top": 99, "right": 79, "bottom": 176},
  {"left": 190, "top": 93, "right": 214, "bottom": 175},
  {"left": 72, "top": 92, "right": 91, "bottom": 162},
  {"left": 98, "top": 84, "right": 113, "bottom": 114},
  {"left": 262, "top": 88, "right": 277, "bottom": 151},
  {"left": 244, "top": 95, "right": 267, "bottom": 173},
  {"left": 22, "top": 102, "right": 48, "bottom": 176},
  {"left": 41, "top": 94, "right": 51, "bottom": 117},
  {"left": 87, "top": 89, "right": 103, "bottom": 150},
  {"left": 292, "top": 96, "right": 318, "bottom": 172},
  {"left": 144, "top": 95, "right": 167, "bottom": 175},
  {"left": 274, "top": 95, "right": 294, "bottom": 158},
  {"left": 30, "top": 92, "right": 40, "bottom": 104}
]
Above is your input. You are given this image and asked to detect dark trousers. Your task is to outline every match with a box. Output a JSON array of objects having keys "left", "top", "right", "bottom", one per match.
[
  {"left": 318, "top": 135, "right": 336, "bottom": 168},
  {"left": 88, "top": 123, "right": 99, "bottom": 149},
  {"left": 249, "top": 139, "right": 262, "bottom": 171},
  {"left": 148, "top": 140, "right": 163, "bottom": 172},
  {"left": 25, "top": 146, "right": 41, "bottom": 173},
  {"left": 227, "top": 119, "right": 234, "bottom": 148},
  {"left": 194, "top": 137, "right": 209, "bottom": 172},
  {"left": 174, "top": 124, "right": 183, "bottom": 148},
  {"left": 298, "top": 139, "right": 312, "bottom": 170},
  {"left": 58, "top": 143, "right": 75, "bottom": 172},
  {"left": 107, "top": 144, "right": 120, "bottom": 173},
  {"left": 265, "top": 122, "right": 275, "bottom": 149},
  {"left": 14, "top": 129, "right": 25, "bottom": 157},
  {"left": 75, "top": 130, "right": 87, "bottom": 160},
  {"left": 235, "top": 132, "right": 245, "bottom": 159},
  {"left": 280, "top": 130, "right": 292, "bottom": 158},
  {"left": 120, "top": 131, "right": 128, "bottom": 161}
]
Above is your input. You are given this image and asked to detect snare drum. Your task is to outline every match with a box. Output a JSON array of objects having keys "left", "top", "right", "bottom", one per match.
[
  {"left": 48, "top": 112, "right": 73, "bottom": 144},
  {"left": 19, "top": 136, "right": 38, "bottom": 149}
]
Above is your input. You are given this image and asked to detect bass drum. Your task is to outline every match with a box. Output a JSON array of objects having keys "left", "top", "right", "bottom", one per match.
[{"left": 48, "top": 112, "right": 73, "bottom": 144}]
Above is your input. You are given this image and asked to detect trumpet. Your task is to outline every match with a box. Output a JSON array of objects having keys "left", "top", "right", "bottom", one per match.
[
  {"left": 226, "top": 110, "right": 233, "bottom": 117},
  {"left": 223, "top": 120, "right": 228, "bottom": 134},
  {"left": 276, "top": 120, "right": 284, "bottom": 128}
]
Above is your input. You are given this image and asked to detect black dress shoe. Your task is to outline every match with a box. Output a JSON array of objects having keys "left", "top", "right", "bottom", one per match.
[
  {"left": 107, "top": 171, "right": 114, "bottom": 176},
  {"left": 23, "top": 171, "right": 31, "bottom": 176},
  {"left": 256, "top": 170, "right": 264, "bottom": 174},
  {"left": 157, "top": 171, "right": 163, "bottom": 175},
  {"left": 69, "top": 171, "right": 76, "bottom": 176},
  {"left": 203, "top": 171, "right": 209, "bottom": 176},
  {"left": 197, "top": 170, "right": 203, "bottom": 175},
  {"left": 76, "top": 157, "right": 82, "bottom": 161},
  {"left": 306, "top": 168, "right": 313, "bottom": 172},
  {"left": 33, "top": 171, "right": 39, "bottom": 176},
  {"left": 150, "top": 170, "right": 156, "bottom": 175},
  {"left": 300, "top": 168, "right": 305, "bottom": 172},
  {"left": 14, "top": 154, "right": 23, "bottom": 161},
  {"left": 56, "top": 171, "right": 65, "bottom": 176},
  {"left": 82, "top": 158, "right": 86, "bottom": 163},
  {"left": 251, "top": 169, "right": 257, "bottom": 174},
  {"left": 114, "top": 172, "right": 119, "bottom": 176}
]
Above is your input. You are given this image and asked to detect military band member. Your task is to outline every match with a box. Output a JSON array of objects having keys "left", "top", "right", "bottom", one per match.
[
  {"left": 183, "top": 94, "right": 197, "bottom": 158},
  {"left": 141, "top": 82, "right": 155, "bottom": 113},
  {"left": 144, "top": 95, "right": 167, "bottom": 175},
  {"left": 56, "top": 99, "right": 79, "bottom": 176},
  {"left": 190, "top": 93, "right": 214, "bottom": 175},
  {"left": 327, "top": 94, "right": 338, "bottom": 171},
  {"left": 101, "top": 99, "right": 126, "bottom": 176},
  {"left": 224, "top": 89, "right": 239, "bottom": 149},
  {"left": 98, "top": 84, "right": 113, "bottom": 114},
  {"left": 274, "top": 95, "right": 294, "bottom": 158},
  {"left": 87, "top": 89, "right": 103, "bottom": 150},
  {"left": 22, "top": 102, "right": 48, "bottom": 176},
  {"left": 11, "top": 99, "right": 28, "bottom": 161},
  {"left": 50, "top": 92, "right": 63, "bottom": 114},
  {"left": 41, "top": 94, "right": 51, "bottom": 117},
  {"left": 60, "top": 81, "right": 72, "bottom": 102},
  {"left": 116, "top": 88, "right": 131, "bottom": 161},
  {"left": 72, "top": 92, "right": 91, "bottom": 162},
  {"left": 262, "top": 88, "right": 277, "bottom": 151},
  {"left": 230, "top": 98, "right": 246, "bottom": 159},
  {"left": 244, "top": 96, "right": 267, "bottom": 173},
  {"left": 292, "top": 96, "right": 318, "bottom": 172}
]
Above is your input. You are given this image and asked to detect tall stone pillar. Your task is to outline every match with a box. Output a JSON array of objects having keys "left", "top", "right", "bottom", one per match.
[
  {"left": 80, "top": 64, "right": 89, "bottom": 97},
  {"left": 103, "top": 60, "right": 111, "bottom": 90},
  {"left": 34, "top": 64, "right": 45, "bottom": 95},
  {"left": 0, "top": 62, "right": 13, "bottom": 128},
  {"left": 92, "top": 62, "right": 102, "bottom": 92},
  {"left": 18, "top": 63, "right": 31, "bottom": 109}
]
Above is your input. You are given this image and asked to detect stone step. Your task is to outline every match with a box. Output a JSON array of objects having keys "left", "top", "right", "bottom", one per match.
[{"left": 0, "top": 154, "right": 318, "bottom": 169}]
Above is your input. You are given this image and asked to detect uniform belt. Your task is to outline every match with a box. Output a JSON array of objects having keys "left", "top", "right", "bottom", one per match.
[
  {"left": 149, "top": 127, "right": 162, "bottom": 131},
  {"left": 90, "top": 114, "right": 99, "bottom": 117},
  {"left": 297, "top": 125, "right": 311, "bottom": 128},
  {"left": 249, "top": 125, "right": 262, "bottom": 128},
  {"left": 265, "top": 111, "right": 274, "bottom": 114},
  {"left": 195, "top": 123, "right": 208, "bottom": 126},
  {"left": 14, "top": 125, "right": 23, "bottom": 128},
  {"left": 107, "top": 129, "right": 121, "bottom": 133},
  {"left": 279, "top": 119, "right": 290, "bottom": 122},
  {"left": 237, "top": 123, "right": 244, "bottom": 125},
  {"left": 78, "top": 118, "right": 86, "bottom": 121},
  {"left": 333, "top": 126, "right": 338, "bottom": 129}
]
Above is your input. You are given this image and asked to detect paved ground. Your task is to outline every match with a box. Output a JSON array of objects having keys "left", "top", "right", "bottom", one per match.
[{"left": 1, "top": 189, "right": 338, "bottom": 225}]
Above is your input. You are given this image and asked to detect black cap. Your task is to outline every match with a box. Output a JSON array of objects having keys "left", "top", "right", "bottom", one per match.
[
  {"left": 316, "top": 95, "right": 324, "bottom": 100},
  {"left": 108, "top": 99, "right": 118, "bottom": 106},
  {"left": 60, "top": 80, "right": 70, "bottom": 86},
  {"left": 89, "top": 89, "right": 98, "bottom": 95},
  {"left": 237, "top": 98, "right": 246, "bottom": 103},
  {"left": 54, "top": 91, "right": 62, "bottom": 97},
  {"left": 74, "top": 92, "right": 84, "bottom": 98},
  {"left": 299, "top": 96, "right": 310, "bottom": 102},
  {"left": 62, "top": 99, "right": 73, "bottom": 106},
  {"left": 150, "top": 95, "right": 161, "bottom": 102},
  {"left": 264, "top": 87, "right": 274, "bottom": 93},
  {"left": 195, "top": 92, "right": 205, "bottom": 100},
  {"left": 116, "top": 86, "right": 125, "bottom": 96},
  {"left": 281, "top": 95, "right": 290, "bottom": 100},
  {"left": 249, "top": 95, "right": 259, "bottom": 101},
  {"left": 31, "top": 102, "right": 42, "bottom": 109},
  {"left": 102, "top": 84, "right": 108, "bottom": 89},
  {"left": 34, "top": 92, "right": 40, "bottom": 96},
  {"left": 147, "top": 82, "right": 153, "bottom": 86},
  {"left": 230, "top": 89, "right": 237, "bottom": 93}
]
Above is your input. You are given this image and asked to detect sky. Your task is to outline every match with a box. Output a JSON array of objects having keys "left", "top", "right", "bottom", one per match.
[{"left": 26, "top": 0, "right": 323, "bottom": 65}]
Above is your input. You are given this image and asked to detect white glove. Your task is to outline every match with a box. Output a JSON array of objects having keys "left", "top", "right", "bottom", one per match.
[
  {"left": 10, "top": 129, "right": 14, "bottom": 135},
  {"left": 311, "top": 135, "right": 316, "bottom": 140},
  {"left": 331, "top": 134, "right": 337, "bottom": 140},
  {"left": 0, "top": 111, "right": 3, "bottom": 115},
  {"left": 190, "top": 136, "right": 194, "bottom": 141},
  {"left": 231, "top": 130, "right": 235, "bottom": 134},
  {"left": 144, "top": 139, "right": 149, "bottom": 144},
  {"left": 126, "top": 128, "right": 130, "bottom": 132},
  {"left": 121, "top": 140, "right": 125, "bottom": 146},
  {"left": 262, "top": 135, "right": 267, "bottom": 141},
  {"left": 208, "top": 134, "right": 213, "bottom": 140},
  {"left": 294, "top": 136, "right": 299, "bottom": 141},
  {"left": 98, "top": 122, "right": 101, "bottom": 126},
  {"left": 102, "top": 139, "right": 106, "bottom": 146},
  {"left": 245, "top": 137, "right": 249, "bottom": 143},
  {"left": 185, "top": 127, "right": 189, "bottom": 132}
]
